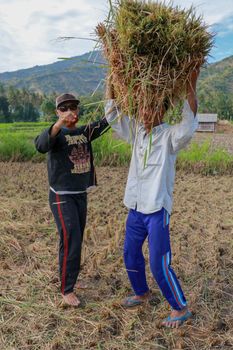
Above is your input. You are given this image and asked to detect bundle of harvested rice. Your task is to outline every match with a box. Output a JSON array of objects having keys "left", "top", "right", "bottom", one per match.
[{"left": 96, "top": 0, "right": 214, "bottom": 127}]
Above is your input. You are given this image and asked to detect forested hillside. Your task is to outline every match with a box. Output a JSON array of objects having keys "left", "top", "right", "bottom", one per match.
[{"left": 0, "top": 52, "right": 233, "bottom": 120}]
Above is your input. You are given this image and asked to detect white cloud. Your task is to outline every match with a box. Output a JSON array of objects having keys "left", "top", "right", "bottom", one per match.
[
  {"left": 0, "top": 0, "right": 233, "bottom": 72},
  {"left": 171, "top": 0, "right": 233, "bottom": 24},
  {"left": 0, "top": 0, "right": 108, "bottom": 72}
]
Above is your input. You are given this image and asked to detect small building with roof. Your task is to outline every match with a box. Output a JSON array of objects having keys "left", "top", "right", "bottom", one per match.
[{"left": 197, "top": 113, "right": 218, "bottom": 132}]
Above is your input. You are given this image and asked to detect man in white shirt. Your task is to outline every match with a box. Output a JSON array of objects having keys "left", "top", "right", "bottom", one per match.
[{"left": 105, "top": 68, "right": 199, "bottom": 328}]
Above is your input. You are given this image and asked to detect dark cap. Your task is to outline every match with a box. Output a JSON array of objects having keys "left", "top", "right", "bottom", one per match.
[{"left": 56, "top": 93, "right": 80, "bottom": 108}]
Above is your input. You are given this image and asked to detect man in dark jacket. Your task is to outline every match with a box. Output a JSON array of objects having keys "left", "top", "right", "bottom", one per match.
[{"left": 35, "top": 93, "right": 109, "bottom": 306}]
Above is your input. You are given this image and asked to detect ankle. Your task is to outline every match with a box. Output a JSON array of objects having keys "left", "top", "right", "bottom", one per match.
[
  {"left": 172, "top": 306, "right": 188, "bottom": 315},
  {"left": 63, "top": 291, "right": 74, "bottom": 296},
  {"left": 137, "top": 291, "right": 150, "bottom": 299}
]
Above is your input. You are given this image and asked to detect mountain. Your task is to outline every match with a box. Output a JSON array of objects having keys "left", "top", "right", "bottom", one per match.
[
  {"left": 0, "top": 51, "right": 233, "bottom": 97},
  {"left": 198, "top": 55, "right": 233, "bottom": 94},
  {"left": 0, "top": 51, "right": 107, "bottom": 95}
]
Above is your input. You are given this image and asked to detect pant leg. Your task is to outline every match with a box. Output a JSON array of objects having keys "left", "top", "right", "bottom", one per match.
[
  {"left": 49, "top": 191, "right": 86, "bottom": 295},
  {"left": 144, "top": 208, "right": 187, "bottom": 310},
  {"left": 124, "top": 209, "right": 149, "bottom": 296},
  {"left": 74, "top": 192, "right": 87, "bottom": 242}
]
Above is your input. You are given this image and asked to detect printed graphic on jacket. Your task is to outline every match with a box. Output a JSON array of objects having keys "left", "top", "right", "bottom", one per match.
[
  {"left": 65, "top": 134, "right": 87, "bottom": 145},
  {"left": 69, "top": 144, "right": 91, "bottom": 174}
]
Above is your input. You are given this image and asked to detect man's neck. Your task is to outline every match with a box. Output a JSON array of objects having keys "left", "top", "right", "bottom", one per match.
[{"left": 62, "top": 125, "right": 77, "bottom": 131}]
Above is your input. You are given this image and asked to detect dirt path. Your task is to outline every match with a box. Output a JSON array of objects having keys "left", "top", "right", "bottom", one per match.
[{"left": 0, "top": 163, "right": 232, "bottom": 350}]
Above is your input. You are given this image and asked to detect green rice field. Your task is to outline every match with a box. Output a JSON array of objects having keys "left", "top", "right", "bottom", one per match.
[{"left": 0, "top": 121, "right": 233, "bottom": 174}]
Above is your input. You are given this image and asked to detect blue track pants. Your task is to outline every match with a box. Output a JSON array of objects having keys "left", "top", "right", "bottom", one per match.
[{"left": 124, "top": 208, "right": 187, "bottom": 310}]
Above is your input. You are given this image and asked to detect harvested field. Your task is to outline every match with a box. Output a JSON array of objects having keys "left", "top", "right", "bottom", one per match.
[
  {"left": 0, "top": 163, "right": 233, "bottom": 350},
  {"left": 193, "top": 122, "right": 233, "bottom": 154}
]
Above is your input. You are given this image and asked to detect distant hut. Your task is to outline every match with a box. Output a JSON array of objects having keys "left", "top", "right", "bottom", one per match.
[{"left": 197, "top": 113, "right": 218, "bottom": 132}]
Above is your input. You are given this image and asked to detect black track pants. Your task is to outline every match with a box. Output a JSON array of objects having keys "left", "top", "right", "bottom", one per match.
[{"left": 49, "top": 190, "right": 87, "bottom": 295}]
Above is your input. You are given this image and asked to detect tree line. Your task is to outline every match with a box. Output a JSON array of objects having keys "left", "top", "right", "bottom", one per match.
[
  {"left": 0, "top": 83, "right": 104, "bottom": 123},
  {"left": 198, "top": 88, "right": 233, "bottom": 120},
  {"left": 0, "top": 82, "right": 232, "bottom": 122},
  {"left": 0, "top": 83, "right": 42, "bottom": 122}
]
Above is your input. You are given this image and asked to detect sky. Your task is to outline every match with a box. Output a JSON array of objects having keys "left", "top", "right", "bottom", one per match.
[{"left": 0, "top": 0, "right": 233, "bottom": 73}]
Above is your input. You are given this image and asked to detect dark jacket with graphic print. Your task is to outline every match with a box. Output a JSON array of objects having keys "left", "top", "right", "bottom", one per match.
[{"left": 34, "top": 118, "right": 109, "bottom": 192}]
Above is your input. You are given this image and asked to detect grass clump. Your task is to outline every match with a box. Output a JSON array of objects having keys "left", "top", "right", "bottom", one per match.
[
  {"left": 177, "top": 140, "right": 233, "bottom": 175},
  {"left": 92, "top": 129, "right": 131, "bottom": 165},
  {"left": 96, "top": 0, "right": 214, "bottom": 126},
  {"left": 0, "top": 123, "right": 49, "bottom": 161},
  {"left": 0, "top": 132, "right": 44, "bottom": 161}
]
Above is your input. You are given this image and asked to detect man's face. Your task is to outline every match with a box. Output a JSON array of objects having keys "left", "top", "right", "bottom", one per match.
[
  {"left": 142, "top": 105, "right": 166, "bottom": 133},
  {"left": 56, "top": 102, "right": 79, "bottom": 128}
]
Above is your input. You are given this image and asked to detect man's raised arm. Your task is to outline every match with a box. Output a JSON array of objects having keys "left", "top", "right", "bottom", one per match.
[
  {"left": 105, "top": 76, "right": 136, "bottom": 144},
  {"left": 170, "top": 67, "right": 200, "bottom": 153}
]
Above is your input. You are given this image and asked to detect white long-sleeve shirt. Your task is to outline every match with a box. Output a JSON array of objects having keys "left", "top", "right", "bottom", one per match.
[{"left": 105, "top": 99, "right": 198, "bottom": 214}]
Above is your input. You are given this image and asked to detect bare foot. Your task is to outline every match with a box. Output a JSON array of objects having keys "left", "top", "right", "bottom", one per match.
[
  {"left": 130, "top": 291, "right": 151, "bottom": 302},
  {"left": 162, "top": 307, "right": 191, "bottom": 328},
  {"left": 62, "top": 292, "right": 80, "bottom": 306}
]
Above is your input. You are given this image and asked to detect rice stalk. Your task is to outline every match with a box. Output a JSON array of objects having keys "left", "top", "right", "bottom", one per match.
[{"left": 96, "top": 0, "right": 214, "bottom": 127}]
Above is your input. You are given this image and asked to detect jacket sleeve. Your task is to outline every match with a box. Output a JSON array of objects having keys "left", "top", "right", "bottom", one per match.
[
  {"left": 34, "top": 125, "right": 59, "bottom": 154},
  {"left": 85, "top": 118, "right": 110, "bottom": 142},
  {"left": 105, "top": 99, "right": 136, "bottom": 144},
  {"left": 170, "top": 100, "right": 198, "bottom": 153}
]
